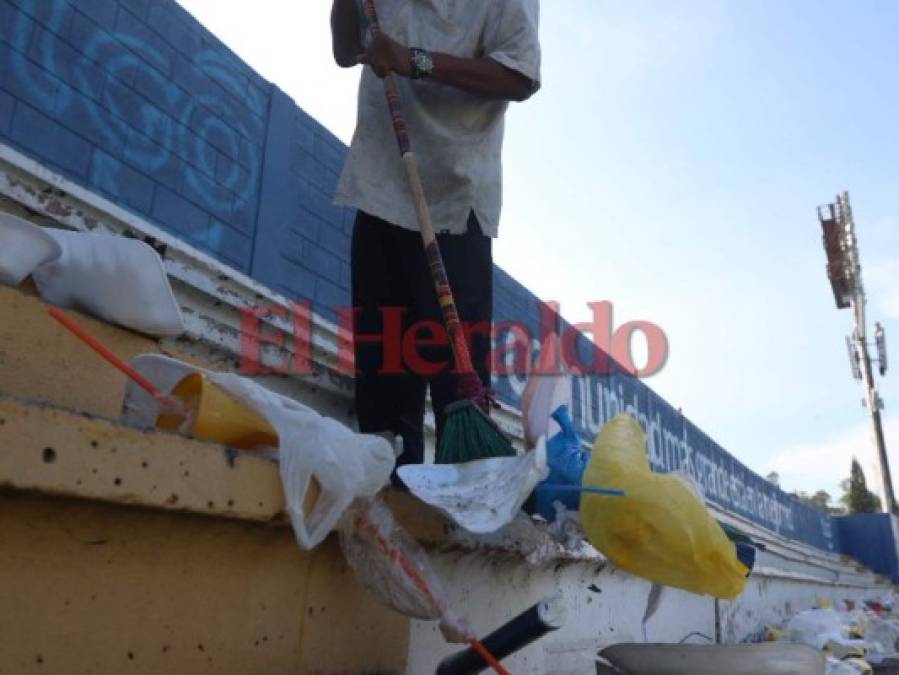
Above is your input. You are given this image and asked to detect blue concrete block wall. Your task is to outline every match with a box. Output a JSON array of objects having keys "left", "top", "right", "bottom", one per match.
[
  {"left": 0, "top": 0, "right": 879, "bottom": 561},
  {"left": 0, "top": 0, "right": 269, "bottom": 271},
  {"left": 836, "top": 513, "right": 899, "bottom": 583}
]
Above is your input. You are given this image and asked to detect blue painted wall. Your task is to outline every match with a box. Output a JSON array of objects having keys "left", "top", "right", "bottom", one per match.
[
  {"left": 0, "top": 0, "right": 861, "bottom": 556},
  {"left": 836, "top": 514, "right": 899, "bottom": 583}
]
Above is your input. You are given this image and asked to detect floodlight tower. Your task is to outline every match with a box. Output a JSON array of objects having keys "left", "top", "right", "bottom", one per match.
[{"left": 818, "top": 192, "right": 893, "bottom": 513}]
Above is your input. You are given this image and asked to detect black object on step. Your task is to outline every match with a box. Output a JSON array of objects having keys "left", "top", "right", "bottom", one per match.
[{"left": 435, "top": 594, "right": 565, "bottom": 675}]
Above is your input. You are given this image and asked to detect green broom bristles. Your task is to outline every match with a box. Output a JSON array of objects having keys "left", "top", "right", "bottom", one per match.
[{"left": 435, "top": 399, "right": 516, "bottom": 464}]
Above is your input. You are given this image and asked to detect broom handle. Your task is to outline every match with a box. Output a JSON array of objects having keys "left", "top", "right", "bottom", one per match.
[{"left": 360, "top": 0, "right": 475, "bottom": 376}]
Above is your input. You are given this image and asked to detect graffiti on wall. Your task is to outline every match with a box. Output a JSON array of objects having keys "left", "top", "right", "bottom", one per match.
[{"left": 7, "top": 0, "right": 266, "bottom": 248}]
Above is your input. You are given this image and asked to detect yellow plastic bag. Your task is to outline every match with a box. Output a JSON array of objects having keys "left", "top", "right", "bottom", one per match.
[{"left": 580, "top": 414, "right": 748, "bottom": 599}]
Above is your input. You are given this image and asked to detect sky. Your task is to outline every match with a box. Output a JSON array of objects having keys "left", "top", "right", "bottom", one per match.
[{"left": 178, "top": 0, "right": 899, "bottom": 503}]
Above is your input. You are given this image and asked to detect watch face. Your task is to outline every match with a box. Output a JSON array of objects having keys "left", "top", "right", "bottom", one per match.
[{"left": 413, "top": 51, "right": 433, "bottom": 75}]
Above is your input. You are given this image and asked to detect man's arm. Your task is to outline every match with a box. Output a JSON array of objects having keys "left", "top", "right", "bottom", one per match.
[
  {"left": 359, "top": 32, "right": 534, "bottom": 102},
  {"left": 331, "top": 0, "right": 363, "bottom": 68}
]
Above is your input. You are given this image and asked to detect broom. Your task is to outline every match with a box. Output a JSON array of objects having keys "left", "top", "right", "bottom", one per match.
[{"left": 360, "top": 0, "right": 515, "bottom": 464}]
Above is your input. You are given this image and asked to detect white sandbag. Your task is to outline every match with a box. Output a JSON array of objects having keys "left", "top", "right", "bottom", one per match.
[
  {"left": 397, "top": 438, "right": 549, "bottom": 534},
  {"left": 121, "top": 354, "right": 396, "bottom": 549},
  {"left": 33, "top": 230, "right": 184, "bottom": 336},
  {"left": 0, "top": 213, "right": 62, "bottom": 286}
]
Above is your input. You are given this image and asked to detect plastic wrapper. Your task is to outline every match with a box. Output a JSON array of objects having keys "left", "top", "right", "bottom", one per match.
[
  {"left": 122, "top": 354, "right": 396, "bottom": 549},
  {"left": 398, "top": 440, "right": 548, "bottom": 534},
  {"left": 580, "top": 414, "right": 749, "bottom": 599},
  {"left": 545, "top": 501, "right": 585, "bottom": 551},
  {"left": 338, "top": 497, "right": 469, "bottom": 643},
  {"left": 864, "top": 616, "right": 899, "bottom": 662},
  {"left": 787, "top": 609, "right": 863, "bottom": 651},
  {"left": 826, "top": 657, "right": 864, "bottom": 675},
  {"left": 533, "top": 405, "right": 589, "bottom": 520}
]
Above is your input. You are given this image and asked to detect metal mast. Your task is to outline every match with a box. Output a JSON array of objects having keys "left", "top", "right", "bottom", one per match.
[{"left": 818, "top": 191, "right": 894, "bottom": 513}]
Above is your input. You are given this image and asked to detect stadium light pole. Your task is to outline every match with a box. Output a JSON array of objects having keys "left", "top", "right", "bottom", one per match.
[{"left": 818, "top": 191, "right": 895, "bottom": 514}]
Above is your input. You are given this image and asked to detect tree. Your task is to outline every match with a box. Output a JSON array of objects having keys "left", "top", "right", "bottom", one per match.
[
  {"left": 791, "top": 489, "right": 842, "bottom": 515},
  {"left": 839, "top": 459, "right": 882, "bottom": 514},
  {"left": 766, "top": 471, "right": 780, "bottom": 487}
]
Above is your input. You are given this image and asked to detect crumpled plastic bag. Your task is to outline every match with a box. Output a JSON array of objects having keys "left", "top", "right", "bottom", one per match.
[
  {"left": 788, "top": 609, "right": 863, "bottom": 651},
  {"left": 121, "top": 354, "right": 396, "bottom": 549},
  {"left": 398, "top": 439, "right": 548, "bottom": 534},
  {"left": 580, "top": 414, "right": 748, "bottom": 599},
  {"left": 215, "top": 372, "right": 396, "bottom": 549},
  {"left": 826, "top": 657, "right": 865, "bottom": 675},
  {"left": 533, "top": 405, "right": 589, "bottom": 520},
  {"left": 339, "top": 497, "right": 469, "bottom": 643},
  {"left": 864, "top": 616, "right": 899, "bottom": 662},
  {"left": 33, "top": 229, "right": 184, "bottom": 336},
  {"left": 545, "top": 501, "right": 585, "bottom": 551}
]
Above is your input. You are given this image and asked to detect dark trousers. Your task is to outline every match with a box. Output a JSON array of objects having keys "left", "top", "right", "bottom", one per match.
[{"left": 351, "top": 210, "right": 493, "bottom": 467}]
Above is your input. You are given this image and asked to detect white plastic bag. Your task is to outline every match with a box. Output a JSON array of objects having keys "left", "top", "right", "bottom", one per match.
[
  {"left": 211, "top": 372, "right": 396, "bottom": 549},
  {"left": 0, "top": 213, "right": 62, "bottom": 286},
  {"left": 398, "top": 438, "right": 548, "bottom": 534},
  {"left": 546, "top": 501, "right": 585, "bottom": 551},
  {"left": 33, "top": 230, "right": 184, "bottom": 336},
  {"left": 121, "top": 354, "right": 396, "bottom": 549},
  {"left": 865, "top": 616, "right": 899, "bottom": 661},
  {"left": 826, "top": 657, "right": 862, "bottom": 675},
  {"left": 787, "top": 609, "right": 861, "bottom": 651}
]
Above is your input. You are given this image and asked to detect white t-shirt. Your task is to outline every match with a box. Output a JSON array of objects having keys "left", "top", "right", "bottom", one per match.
[{"left": 334, "top": 0, "right": 541, "bottom": 237}]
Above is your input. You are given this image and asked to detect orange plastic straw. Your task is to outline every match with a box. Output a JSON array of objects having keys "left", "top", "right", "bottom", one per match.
[
  {"left": 356, "top": 513, "right": 510, "bottom": 675},
  {"left": 48, "top": 307, "right": 173, "bottom": 407}
]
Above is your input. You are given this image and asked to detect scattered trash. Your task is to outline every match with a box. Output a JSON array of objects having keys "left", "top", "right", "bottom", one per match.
[
  {"left": 398, "top": 437, "right": 549, "bottom": 533},
  {"left": 748, "top": 593, "right": 899, "bottom": 674},
  {"left": 844, "top": 657, "right": 873, "bottom": 673},
  {"left": 34, "top": 229, "right": 184, "bottom": 335},
  {"left": 50, "top": 308, "right": 275, "bottom": 455},
  {"left": 339, "top": 496, "right": 509, "bottom": 675},
  {"left": 197, "top": 370, "right": 396, "bottom": 549},
  {"left": 155, "top": 372, "right": 278, "bottom": 450},
  {"left": 579, "top": 414, "right": 749, "bottom": 599},
  {"left": 826, "top": 657, "right": 856, "bottom": 675},
  {"left": 339, "top": 497, "right": 459, "bottom": 627},
  {"left": 787, "top": 608, "right": 865, "bottom": 652},
  {"left": 49, "top": 308, "right": 186, "bottom": 418},
  {"left": 532, "top": 405, "right": 624, "bottom": 522},
  {"left": 533, "top": 405, "right": 590, "bottom": 519},
  {"left": 0, "top": 212, "right": 62, "bottom": 286},
  {"left": 121, "top": 353, "right": 396, "bottom": 549},
  {"left": 545, "top": 501, "right": 585, "bottom": 551}
]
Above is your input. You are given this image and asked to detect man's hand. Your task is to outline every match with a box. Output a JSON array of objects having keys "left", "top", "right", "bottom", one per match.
[{"left": 358, "top": 32, "right": 411, "bottom": 78}]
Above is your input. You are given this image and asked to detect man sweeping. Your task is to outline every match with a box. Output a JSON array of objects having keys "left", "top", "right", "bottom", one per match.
[{"left": 331, "top": 0, "right": 541, "bottom": 470}]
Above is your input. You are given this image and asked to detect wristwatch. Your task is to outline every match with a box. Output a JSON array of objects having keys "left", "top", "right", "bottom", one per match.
[{"left": 409, "top": 48, "right": 434, "bottom": 79}]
